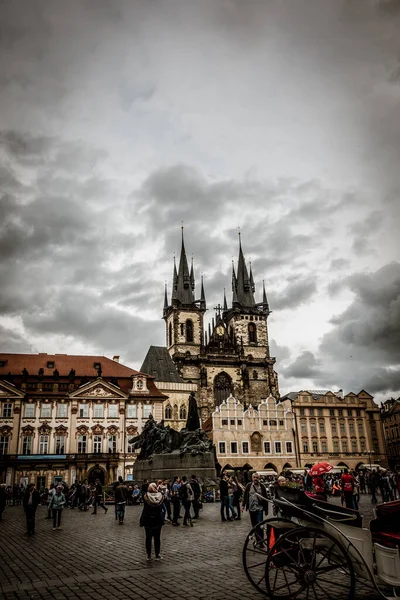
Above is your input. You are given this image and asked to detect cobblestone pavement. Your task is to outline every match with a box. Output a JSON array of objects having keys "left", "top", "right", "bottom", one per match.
[{"left": 0, "top": 494, "right": 387, "bottom": 600}]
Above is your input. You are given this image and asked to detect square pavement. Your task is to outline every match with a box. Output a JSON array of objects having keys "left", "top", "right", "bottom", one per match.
[{"left": 0, "top": 495, "right": 384, "bottom": 600}]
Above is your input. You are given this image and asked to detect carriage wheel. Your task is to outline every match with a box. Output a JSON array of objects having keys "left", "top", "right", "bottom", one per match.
[
  {"left": 265, "top": 526, "right": 355, "bottom": 600},
  {"left": 242, "top": 518, "right": 294, "bottom": 596}
]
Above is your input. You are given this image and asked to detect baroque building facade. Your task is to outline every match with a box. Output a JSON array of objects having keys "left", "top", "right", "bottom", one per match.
[
  {"left": 161, "top": 231, "right": 280, "bottom": 423},
  {"left": 0, "top": 353, "right": 166, "bottom": 487},
  {"left": 206, "top": 394, "right": 296, "bottom": 474},
  {"left": 381, "top": 397, "right": 400, "bottom": 470},
  {"left": 281, "top": 389, "right": 387, "bottom": 471}
]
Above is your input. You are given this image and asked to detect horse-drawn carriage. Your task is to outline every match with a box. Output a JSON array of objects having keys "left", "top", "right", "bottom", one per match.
[{"left": 243, "top": 486, "right": 400, "bottom": 599}]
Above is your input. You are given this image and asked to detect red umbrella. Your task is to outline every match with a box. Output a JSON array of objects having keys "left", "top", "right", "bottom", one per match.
[{"left": 309, "top": 462, "right": 333, "bottom": 476}]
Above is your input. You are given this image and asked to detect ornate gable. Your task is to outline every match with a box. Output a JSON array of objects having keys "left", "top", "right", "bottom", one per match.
[
  {"left": 76, "top": 425, "right": 89, "bottom": 435},
  {"left": 107, "top": 425, "right": 119, "bottom": 435},
  {"left": 0, "top": 381, "right": 25, "bottom": 398},
  {"left": 91, "top": 424, "right": 105, "bottom": 435},
  {"left": 21, "top": 425, "right": 35, "bottom": 435},
  {"left": 126, "top": 425, "right": 138, "bottom": 436},
  {"left": 54, "top": 424, "right": 68, "bottom": 435},
  {"left": 38, "top": 421, "right": 51, "bottom": 435},
  {"left": 69, "top": 379, "right": 127, "bottom": 400},
  {"left": 0, "top": 425, "right": 12, "bottom": 436}
]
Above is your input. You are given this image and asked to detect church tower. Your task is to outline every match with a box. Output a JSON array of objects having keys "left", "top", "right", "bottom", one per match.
[{"left": 163, "top": 228, "right": 206, "bottom": 362}]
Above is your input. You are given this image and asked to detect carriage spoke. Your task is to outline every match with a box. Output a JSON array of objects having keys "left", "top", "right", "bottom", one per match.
[
  {"left": 314, "top": 580, "right": 336, "bottom": 600},
  {"left": 247, "top": 559, "right": 269, "bottom": 570}
]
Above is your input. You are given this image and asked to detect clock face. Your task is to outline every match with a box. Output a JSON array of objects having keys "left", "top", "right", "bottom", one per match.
[
  {"left": 216, "top": 325, "right": 224, "bottom": 336},
  {"left": 136, "top": 380, "right": 144, "bottom": 390}
]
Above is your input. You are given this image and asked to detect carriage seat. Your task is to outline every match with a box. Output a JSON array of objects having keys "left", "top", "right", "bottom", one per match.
[{"left": 370, "top": 500, "right": 400, "bottom": 549}]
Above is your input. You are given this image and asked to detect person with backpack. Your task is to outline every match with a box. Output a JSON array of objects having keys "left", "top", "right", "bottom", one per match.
[
  {"left": 340, "top": 468, "right": 355, "bottom": 509},
  {"left": 140, "top": 482, "right": 164, "bottom": 561},
  {"left": 180, "top": 476, "right": 194, "bottom": 526}
]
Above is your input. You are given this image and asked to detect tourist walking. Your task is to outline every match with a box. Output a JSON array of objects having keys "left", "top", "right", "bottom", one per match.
[
  {"left": 242, "top": 472, "right": 268, "bottom": 528},
  {"left": 220, "top": 473, "right": 232, "bottom": 522},
  {"left": 115, "top": 480, "right": 128, "bottom": 524},
  {"left": 49, "top": 485, "right": 66, "bottom": 530},
  {"left": 340, "top": 468, "right": 355, "bottom": 509},
  {"left": 46, "top": 484, "right": 55, "bottom": 519},
  {"left": 232, "top": 476, "right": 243, "bottom": 520},
  {"left": 91, "top": 479, "right": 108, "bottom": 515},
  {"left": 23, "top": 483, "right": 40, "bottom": 536},
  {"left": 171, "top": 476, "right": 181, "bottom": 526},
  {"left": 78, "top": 479, "right": 88, "bottom": 511},
  {"left": 190, "top": 475, "right": 201, "bottom": 520},
  {"left": 180, "top": 476, "right": 194, "bottom": 526},
  {"left": 140, "top": 482, "right": 164, "bottom": 561}
]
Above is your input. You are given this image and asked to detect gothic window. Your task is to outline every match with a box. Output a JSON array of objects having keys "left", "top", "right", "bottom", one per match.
[
  {"left": 165, "top": 404, "right": 172, "bottom": 420},
  {"left": 185, "top": 319, "right": 193, "bottom": 343},
  {"left": 179, "top": 405, "right": 187, "bottom": 420},
  {"left": 169, "top": 322, "right": 172, "bottom": 346},
  {"left": 248, "top": 322, "right": 257, "bottom": 343},
  {"left": 213, "top": 372, "right": 232, "bottom": 405}
]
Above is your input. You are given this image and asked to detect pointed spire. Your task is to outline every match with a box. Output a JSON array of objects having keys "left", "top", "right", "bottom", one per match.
[
  {"left": 232, "top": 260, "right": 238, "bottom": 305},
  {"left": 262, "top": 280, "right": 270, "bottom": 312},
  {"left": 190, "top": 256, "right": 195, "bottom": 291},
  {"left": 208, "top": 322, "right": 211, "bottom": 339},
  {"left": 171, "top": 256, "right": 178, "bottom": 302},
  {"left": 200, "top": 276, "right": 206, "bottom": 310},
  {"left": 235, "top": 234, "right": 255, "bottom": 307},
  {"left": 163, "top": 282, "right": 168, "bottom": 317},
  {"left": 223, "top": 288, "right": 228, "bottom": 311},
  {"left": 174, "top": 227, "right": 195, "bottom": 305},
  {"left": 249, "top": 262, "right": 255, "bottom": 293}
]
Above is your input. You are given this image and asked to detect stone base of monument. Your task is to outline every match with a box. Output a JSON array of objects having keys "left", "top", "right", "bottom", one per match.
[{"left": 132, "top": 451, "right": 216, "bottom": 482}]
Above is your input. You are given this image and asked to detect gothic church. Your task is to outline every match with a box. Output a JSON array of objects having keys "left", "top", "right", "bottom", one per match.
[{"left": 142, "top": 231, "right": 280, "bottom": 422}]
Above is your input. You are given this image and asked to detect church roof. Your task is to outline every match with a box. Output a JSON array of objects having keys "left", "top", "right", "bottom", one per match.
[{"left": 140, "top": 346, "right": 185, "bottom": 383}]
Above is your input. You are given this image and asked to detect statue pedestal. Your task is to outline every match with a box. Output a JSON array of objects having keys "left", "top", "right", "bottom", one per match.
[{"left": 132, "top": 451, "right": 216, "bottom": 482}]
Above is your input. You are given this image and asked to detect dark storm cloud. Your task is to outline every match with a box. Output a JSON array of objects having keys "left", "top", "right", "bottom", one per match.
[
  {"left": 0, "top": 325, "right": 36, "bottom": 354},
  {"left": 283, "top": 351, "right": 322, "bottom": 379},
  {"left": 271, "top": 277, "right": 317, "bottom": 311}
]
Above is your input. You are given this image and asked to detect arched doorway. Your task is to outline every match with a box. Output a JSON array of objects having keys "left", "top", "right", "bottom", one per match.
[
  {"left": 87, "top": 465, "right": 105, "bottom": 485},
  {"left": 283, "top": 463, "right": 293, "bottom": 470},
  {"left": 264, "top": 462, "right": 278, "bottom": 473},
  {"left": 213, "top": 371, "right": 232, "bottom": 405}
]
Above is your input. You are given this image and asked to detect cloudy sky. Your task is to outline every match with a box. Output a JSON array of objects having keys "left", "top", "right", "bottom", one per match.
[{"left": 1, "top": 0, "right": 399, "bottom": 403}]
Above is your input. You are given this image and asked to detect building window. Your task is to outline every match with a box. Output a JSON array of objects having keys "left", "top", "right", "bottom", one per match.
[
  {"left": 333, "top": 439, "right": 339, "bottom": 452},
  {"left": 0, "top": 436, "right": 9, "bottom": 455},
  {"left": 164, "top": 405, "right": 172, "bottom": 420},
  {"left": 318, "top": 408, "right": 323, "bottom": 416},
  {"left": 127, "top": 440, "right": 135, "bottom": 453},
  {"left": 338, "top": 409, "right": 343, "bottom": 416},
  {"left": 301, "top": 422, "right": 307, "bottom": 434},
  {"left": 348, "top": 409, "right": 353, "bottom": 416},
  {"left": 360, "top": 438, "right": 366, "bottom": 451},
  {"left": 108, "top": 435, "right": 117, "bottom": 453},
  {"left": 39, "top": 435, "right": 49, "bottom": 454},
  {"left": 279, "top": 420, "right": 284, "bottom": 427},
  {"left": 221, "top": 419, "right": 228, "bottom": 426},
  {"left": 329, "top": 409, "right": 335, "bottom": 416},
  {"left": 94, "top": 404, "right": 104, "bottom": 418},
  {"left": 47, "top": 361, "right": 54, "bottom": 369},
  {"left": 310, "top": 422, "right": 316, "bottom": 433},
  {"left": 356, "top": 409, "right": 361, "bottom": 417},
  {"left": 41, "top": 403, "right": 51, "bottom": 418},
  {"left": 321, "top": 441, "right": 327, "bottom": 453},
  {"left": 79, "top": 404, "right": 88, "bottom": 418},
  {"left": 25, "top": 403, "right": 35, "bottom": 418},
  {"left": 312, "top": 441, "right": 318, "bottom": 453},
  {"left": 300, "top": 408, "right": 305, "bottom": 416},
  {"left": 230, "top": 419, "right": 235, "bottom": 426},
  {"left": 230, "top": 442, "right": 238, "bottom": 454},
  {"left": 340, "top": 422, "right": 345, "bottom": 434},
  {"left": 349, "top": 422, "right": 354, "bottom": 434},
  {"left": 264, "top": 442, "right": 271, "bottom": 454},
  {"left": 93, "top": 435, "right": 102, "bottom": 453},
  {"left": 357, "top": 421, "right": 364, "bottom": 435},
  {"left": 303, "top": 441, "right": 309, "bottom": 453},
  {"left": 248, "top": 322, "right": 257, "bottom": 343},
  {"left": 143, "top": 405, "right": 152, "bottom": 419},
  {"left": 179, "top": 406, "right": 187, "bottom": 420},
  {"left": 269, "top": 420, "right": 277, "bottom": 427},
  {"left": 286, "top": 441, "right": 293, "bottom": 454},
  {"left": 331, "top": 421, "right": 337, "bottom": 433},
  {"left": 319, "top": 422, "right": 325, "bottom": 434},
  {"left": 127, "top": 404, "right": 137, "bottom": 419},
  {"left": 351, "top": 439, "right": 358, "bottom": 452},
  {"left": 237, "top": 419, "right": 242, "bottom": 426},
  {"left": 2, "top": 403, "right": 12, "bottom": 418},
  {"left": 57, "top": 403, "right": 67, "bottom": 418},
  {"left": 78, "top": 435, "right": 87, "bottom": 453},
  {"left": 22, "top": 436, "right": 32, "bottom": 455},
  {"left": 55, "top": 435, "right": 65, "bottom": 454},
  {"left": 309, "top": 408, "right": 314, "bottom": 416},
  {"left": 242, "top": 442, "right": 249, "bottom": 454},
  {"left": 109, "top": 404, "right": 118, "bottom": 418},
  {"left": 219, "top": 441, "right": 226, "bottom": 454},
  {"left": 185, "top": 319, "right": 194, "bottom": 343},
  {"left": 342, "top": 439, "right": 348, "bottom": 453},
  {"left": 263, "top": 419, "right": 268, "bottom": 426},
  {"left": 275, "top": 441, "right": 282, "bottom": 454}
]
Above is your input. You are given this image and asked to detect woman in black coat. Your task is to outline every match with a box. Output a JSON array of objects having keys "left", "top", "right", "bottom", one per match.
[{"left": 140, "top": 482, "right": 164, "bottom": 561}]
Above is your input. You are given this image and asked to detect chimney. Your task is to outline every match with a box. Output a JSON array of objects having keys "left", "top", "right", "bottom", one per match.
[
  {"left": 113, "top": 356, "right": 120, "bottom": 363},
  {"left": 336, "top": 389, "right": 343, "bottom": 399}
]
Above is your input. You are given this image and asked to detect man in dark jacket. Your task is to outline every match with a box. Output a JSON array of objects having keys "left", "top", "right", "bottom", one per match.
[
  {"left": 190, "top": 475, "right": 201, "bottom": 520},
  {"left": 219, "top": 474, "right": 232, "bottom": 522},
  {"left": 114, "top": 481, "right": 128, "bottom": 524},
  {"left": 242, "top": 472, "right": 269, "bottom": 528},
  {"left": 23, "top": 483, "right": 41, "bottom": 535},
  {"left": 91, "top": 479, "right": 108, "bottom": 515}
]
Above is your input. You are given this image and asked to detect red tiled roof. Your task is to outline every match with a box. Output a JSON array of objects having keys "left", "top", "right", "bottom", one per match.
[{"left": 0, "top": 353, "right": 142, "bottom": 378}]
